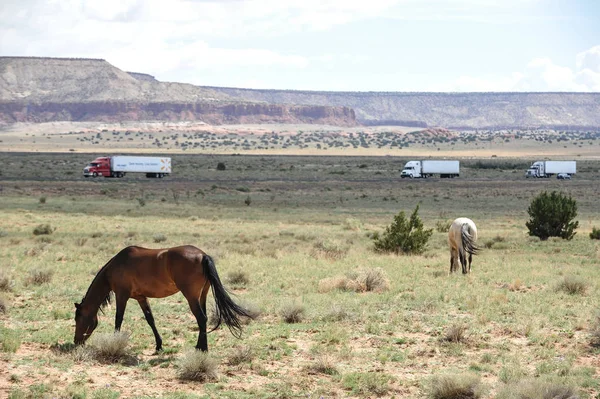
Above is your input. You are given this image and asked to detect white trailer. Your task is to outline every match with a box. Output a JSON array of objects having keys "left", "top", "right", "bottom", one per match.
[
  {"left": 525, "top": 161, "right": 576, "bottom": 178},
  {"left": 401, "top": 160, "right": 460, "bottom": 178}
]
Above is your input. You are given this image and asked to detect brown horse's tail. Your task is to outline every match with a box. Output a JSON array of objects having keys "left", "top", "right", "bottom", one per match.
[
  {"left": 202, "top": 254, "right": 253, "bottom": 338},
  {"left": 461, "top": 223, "right": 479, "bottom": 257}
]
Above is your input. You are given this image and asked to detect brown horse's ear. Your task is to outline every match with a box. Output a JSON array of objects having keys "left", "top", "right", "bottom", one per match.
[{"left": 75, "top": 303, "right": 80, "bottom": 309}]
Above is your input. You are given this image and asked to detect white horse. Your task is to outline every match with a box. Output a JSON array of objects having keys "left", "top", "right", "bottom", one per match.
[{"left": 448, "top": 217, "right": 479, "bottom": 274}]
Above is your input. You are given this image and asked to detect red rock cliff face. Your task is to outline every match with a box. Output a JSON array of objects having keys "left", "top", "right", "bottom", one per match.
[{"left": 0, "top": 101, "right": 357, "bottom": 126}]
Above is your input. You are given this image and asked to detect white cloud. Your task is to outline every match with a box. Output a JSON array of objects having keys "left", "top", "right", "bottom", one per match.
[{"left": 442, "top": 46, "right": 600, "bottom": 92}]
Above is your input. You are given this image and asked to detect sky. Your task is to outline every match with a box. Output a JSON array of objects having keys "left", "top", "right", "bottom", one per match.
[{"left": 1, "top": 0, "right": 599, "bottom": 92}]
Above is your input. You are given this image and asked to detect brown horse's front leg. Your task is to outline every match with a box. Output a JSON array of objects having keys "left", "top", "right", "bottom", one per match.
[{"left": 137, "top": 298, "right": 163, "bottom": 352}]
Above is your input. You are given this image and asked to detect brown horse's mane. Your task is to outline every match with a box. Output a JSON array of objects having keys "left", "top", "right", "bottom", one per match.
[{"left": 80, "top": 254, "right": 116, "bottom": 312}]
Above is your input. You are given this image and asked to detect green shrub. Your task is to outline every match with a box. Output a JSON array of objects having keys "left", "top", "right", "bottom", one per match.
[
  {"left": 373, "top": 205, "right": 433, "bottom": 254},
  {"left": 32, "top": 224, "right": 53, "bottom": 235},
  {"left": 216, "top": 162, "right": 226, "bottom": 171},
  {"left": 590, "top": 227, "right": 600, "bottom": 240},
  {"left": 153, "top": 234, "right": 167, "bottom": 243},
  {"left": 526, "top": 191, "right": 578, "bottom": 240}
]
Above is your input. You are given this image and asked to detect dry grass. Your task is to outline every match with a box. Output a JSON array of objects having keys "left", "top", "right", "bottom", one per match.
[
  {"left": 304, "top": 356, "right": 339, "bottom": 375},
  {"left": 84, "top": 332, "right": 132, "bottom": 363},
  {"left": 311, "top": 240, "right": 347, "bottom": 260},
  {"left": 321, "top": 304, "right": 352, "bottom": 322},
  {"left": 427, "top": 374, "right": 483, "bottom": 399},
  {"left": 556, "top": 276, "right": 588, "bottom": 295},
  {"left": 318, "top": 268, "right": 389, "bottom": 293},
  {"left": 0, "top": 270, "right": 13, "bottom": 292},
  {"left": 177, "top": 350, "right": 218, "bottom": 382},
  {"left": 0, "top": 294, "right": 8, "bottom": 314},
  {"left": 227, "top": 270, "right": 250, "bottom": 287},
  {"left": 590, "top": 311, "right": 600, "bottom": 348},
  {"left": 496, "top": 379, "right": 579, "bottom": 399},
  {"left": 441, "top": 323, "right": 469, "bottom": 344},
  {"left": 25, "top": 269, "right": 54, "bottom": 286},
  {"left": 280, "top": 302, "right": 305, "bottom": 324},
  {"left": 227, "top": 345, "right": 254, "bottom": 366}
]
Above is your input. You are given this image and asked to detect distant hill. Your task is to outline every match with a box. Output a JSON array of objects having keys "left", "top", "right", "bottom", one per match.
[
  {"left": 205, "top": 87, "right": 600, "bottom": 130},
  {"left": 1, "top": 56, "right": 599, "bottom": 130},
  {"left": 0, "top": 57, "right": 356, "bottom": 126}
]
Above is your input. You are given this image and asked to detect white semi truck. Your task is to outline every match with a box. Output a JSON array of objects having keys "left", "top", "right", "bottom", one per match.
[
  {"left": 400, "top": 160, "right": 460, "bottom": 178},
  {"left": 525, "top": 161, "right": 576, "bottom": 178},
  {"left": 83, "top": 156, "right": 172, "bottom": 178}
]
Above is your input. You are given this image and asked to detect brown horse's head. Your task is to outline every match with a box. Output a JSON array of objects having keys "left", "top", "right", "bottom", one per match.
[{"left": 74, "top": 303, "right": 98, "bottom": 345}]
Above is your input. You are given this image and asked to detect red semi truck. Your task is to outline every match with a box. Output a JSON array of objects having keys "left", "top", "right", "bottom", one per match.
[{"left": 83, "top": 156, "right": 172, "bottom": 178}]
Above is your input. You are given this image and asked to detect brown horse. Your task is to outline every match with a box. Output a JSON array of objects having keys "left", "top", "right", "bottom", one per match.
[
  {"left": 448, "top": 218, "right": 479, "bottom": 274},
  {"left": 74, "top": 245, "right": 252, "bottom": 352}
]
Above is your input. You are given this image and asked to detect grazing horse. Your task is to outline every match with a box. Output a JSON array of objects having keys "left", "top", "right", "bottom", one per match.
[
  {"left": 74, "top": 245, "right": 252, "bottom": 352},
  {"left": 448, "top": 218, "right": 479, "bottom": 274}
]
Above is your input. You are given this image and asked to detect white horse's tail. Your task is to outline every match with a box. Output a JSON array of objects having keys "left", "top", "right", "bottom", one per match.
[{"left": 460, "top": 223, "right": 479, "bottom": 257}]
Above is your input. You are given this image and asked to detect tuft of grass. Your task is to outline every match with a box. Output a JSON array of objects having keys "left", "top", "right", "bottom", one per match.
[
  {"left": 25, "top": 269, "right": 54, "bottom": 286},
  {"left": 590, "top": 311, "right": 600, "bottom": 348},
  {"left": 0, "top": 325, "right": 21, "bottom": 353},
  {"left": 590, "top": 227, "right": 600, "bottom": 240},
  {"left": 86, "top": 332, "right": 131, "bottom": 363},
  {"left": 280, "top": 302, "right": 305, "bottom": 324},
  {"left": 227, "top": 345, "right": 254, "bottom": 366},
  {"left": 442, "top": 323, "right": 469, "bottom": 344},
  {"left": 322, "top": 304, "right": 352, "bottom": 322},
  {"left": 556, "top": 276, "right": 587, "bottom": 295},
  {"left": 342, "top": 372, "right": 391, "bottom": 397},
  {"left": 357, "top": 268, "right": 390, "bottom": 292},
  {"left": 318, "top": 268, "right": 389, "bottom": 293},
  {"left": 75, "top": 237, "right": 88, "bottom": 247},
  {"left": 496, "top": 379, "right": 579, "bottom": 399},
  {"left": 436, "top": 220, "right": 452, "bottom": 233},
  {"left": 0, "top": 270, "right": 13, "bottom": 291},
  {"left": 226, "top": 270, "right": 249, "bottom": 287},
  {"left": 0, "top": 295, "right": 7, "bottom": 314},
  {"left": 39, "top": 196, "right": 47, "bottom": 204},
  {"left": 427, "top": 374, "right": 484, "bottom": 399},
  {"left": 153, "top": 234, "right": 167, "bottom": 243},
  {"left": 177, "top": 350, "right": 218, "bottom": 382},
  {"left": 32, "top": 224, "right": 53, "bottom": 235},
  {"left": 311, "top": 240, "right": 347, "bottom": 260},
  {"left": 304, "top": 356, "right": 339, "bottom": 375},
  {"left": 343, "top": 217, "right": 363, "bottom": 231}
]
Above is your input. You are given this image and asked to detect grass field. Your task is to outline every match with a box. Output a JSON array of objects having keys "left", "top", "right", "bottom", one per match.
[{"left": 1, "top": 151, "right": 599, "bottom": 398}]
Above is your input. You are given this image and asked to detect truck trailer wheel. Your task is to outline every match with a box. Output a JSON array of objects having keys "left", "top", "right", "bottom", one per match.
[{"left": 92, "top": 172, "right": 98, "bottom": 177}]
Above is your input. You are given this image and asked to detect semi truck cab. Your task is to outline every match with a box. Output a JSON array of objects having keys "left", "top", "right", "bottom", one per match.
[{"left": 83, "top": 157, "right": 112, "bottom": 177}]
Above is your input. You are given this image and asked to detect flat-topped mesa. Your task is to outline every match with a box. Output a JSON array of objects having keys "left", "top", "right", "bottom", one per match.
[{"left": 0, "top": 57, "right": 358, "bottom": 126}]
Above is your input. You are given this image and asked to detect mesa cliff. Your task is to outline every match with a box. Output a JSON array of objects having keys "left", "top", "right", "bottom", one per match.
[
  {"left": 2, "top": 56, "right": 600, "bottom": 130},
  {"left": 205, "top": 87, "right": 600, "bottom": 130},
  {"left": 0, "top": 57, "right": 357, "bottom": 126}
]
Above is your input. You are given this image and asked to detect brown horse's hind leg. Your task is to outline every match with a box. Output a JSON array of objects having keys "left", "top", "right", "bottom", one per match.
[
  {"left": 182, "top": 281, "right": 211, "bottom": 351},
  {"left": 137, "top": 298, "right": 163, "bottom": 352},
  {"left": 460, "top": 252, "right": 468, "bottom": 274},
  {"left": 114, "top": 293, "right": 130, "bottom": 332}
]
